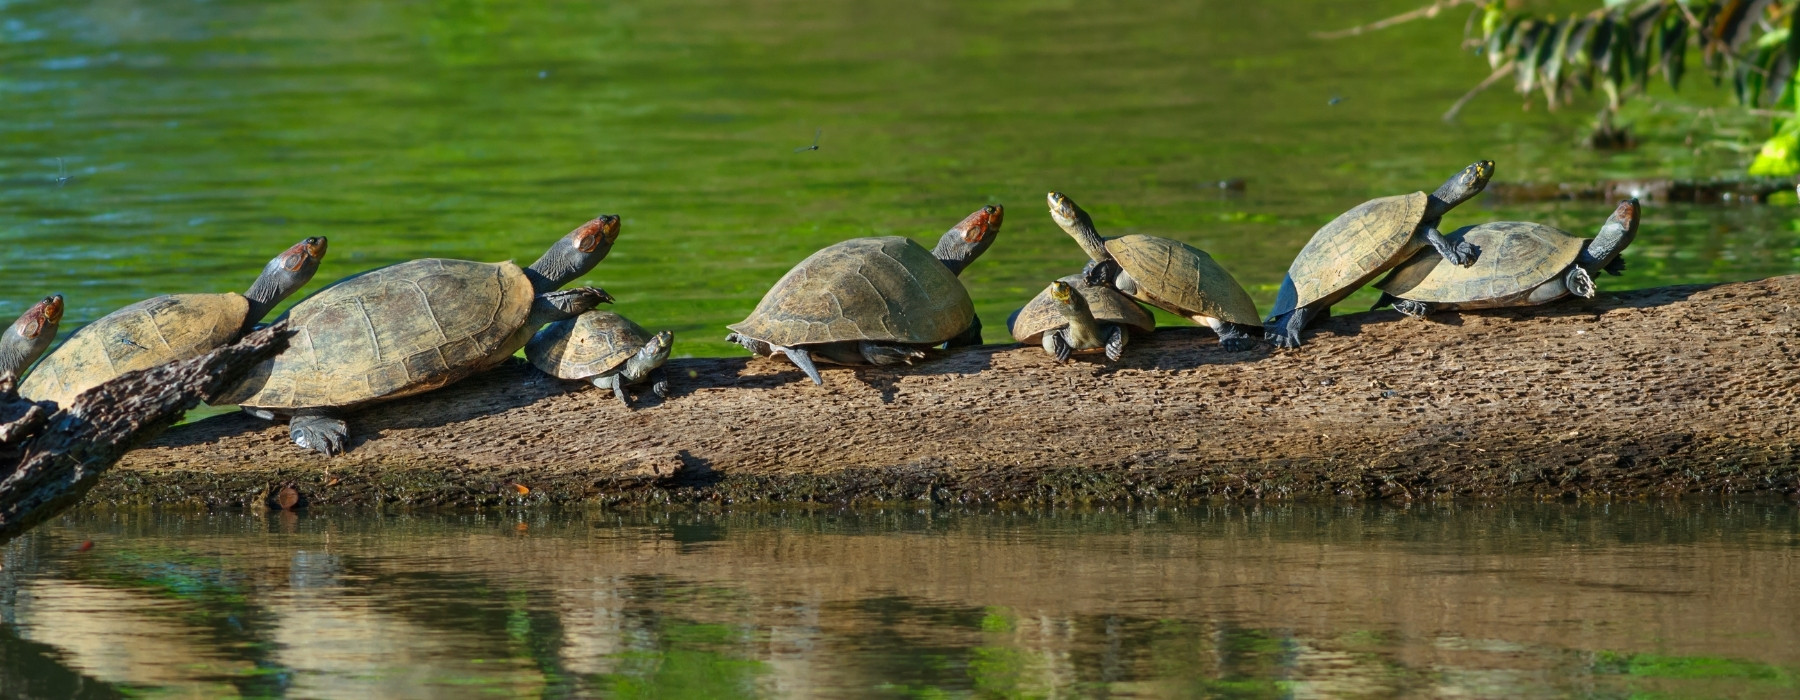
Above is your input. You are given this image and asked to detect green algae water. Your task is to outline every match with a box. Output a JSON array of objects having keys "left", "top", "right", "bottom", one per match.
[
  {"left": 3, "top": 0, "right": 1799, "bottom": 359},
  {"left": 3, "top": 503, "right": 1798, "bottom": 698}
]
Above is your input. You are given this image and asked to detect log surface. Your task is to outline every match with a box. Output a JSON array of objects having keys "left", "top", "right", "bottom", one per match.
[{"left": 106, "top": 277, "right": 1800, "bottom": 507}]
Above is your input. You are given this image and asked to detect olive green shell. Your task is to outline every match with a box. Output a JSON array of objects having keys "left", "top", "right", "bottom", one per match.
[
  {"left": 727, "top": 236, "right": 974, "bottom": 346},
  {"left": 20, "top": 293, "right": 250, "bottom": 406},
  {"left": 1288, "top": 192, "right": 1430, "bottom": 308},
  {"left": 1009, "top": 275, "right": 1155, "bottom": 344},
  {"left": 527, "top": 310, "right": 653, "bottom": 380},
  {"left": 215, "top": 258, "right": 535, "bottom": 410},
  {"left": 1104, "top": 235, "right": 1261, "bottom": 325},
  {"left": 1376, "top": 221, "right": 1584, "bottom": 303}
]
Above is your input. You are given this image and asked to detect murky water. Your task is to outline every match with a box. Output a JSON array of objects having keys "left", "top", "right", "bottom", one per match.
[
  {"left": 4, "top": 0, "right": 1798, "bottom": 359},
  {"left": 1, "top": 504, "right": 1795, "bottom": 698}
]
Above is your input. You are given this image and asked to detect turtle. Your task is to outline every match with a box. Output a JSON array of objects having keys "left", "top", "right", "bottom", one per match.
[
  {"left": 1047, "top": 192, "right": 1262, "bottom": 350},
  {"left": 527, "top": 310, "right": 674, "bottom": 406},
  {"left": 0, "top": 295, "right": 64, "bottom": 383},
  {"left": 1373, "top": 199, "right": 1640, "bottom": 316},
  {"left": 724, "top": 204, "right": 1003, "bottom": 384},
  {"left": 20, "top": 238, "right": 327, "bottom": 406},
  {"left": 1262, "top": 160, "right": 1494, "bottom": 348},
  {"left": 214, "top": 216, "right": 621, "bottom": 455},
  {"left": 1007, "top": 276, "right": 1154, "bottom": 362}
]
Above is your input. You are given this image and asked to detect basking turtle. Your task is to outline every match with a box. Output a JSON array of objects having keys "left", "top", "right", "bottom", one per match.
[
  {"left": 1374, "top": 199, "right": 1640, "bottom": 316},
  {"left": 1008, "top": 277, "right": 1153, "bottom": 362},
  {"left": 527, "top": 310, "right": 673, "bottom": 406},
  {"left": 1047, "top": 193, "right": 1262, "bottom": 350},
  {"left": 0, "top": 295, "right": 64, "bottom": 383},
  {"left": 21, "top": 238, "right": 326, "bottom": 406},
  {"left": 215, "top": 216, "right": 621, "bottom": 455},
  {"left": 725, "top": 205, "right": 1003, "bottom": 384},
  {"left": 1262, "top": 160, "right": 1493, "bottom": 348}
]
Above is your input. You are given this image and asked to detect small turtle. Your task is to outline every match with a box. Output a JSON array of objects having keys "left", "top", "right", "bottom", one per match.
[
  {"left": 21, "top": 238, "right": 326, "bottom": 406},
  {"left": 215, "top": 216, "right": 621, "bottom": 455},
  {"left": 1048, "top": 193, "right": 1262, "bottom": 350},
  {"left": 1374, "top": 199, "right": 1640, "bottom": 316},
  {"left": 725, "top": 205, "right": 1003, "bottom": 384},
  {"left": 0, "top": 295, "right": 64, "bottom": 383},
  {"left": 527, "top": 310, "right": 673, "bottom": 406},
  {"left": 1262, "top": 160, "right": 1493, "bottom": 348},
  {"left": 1008, "top": 277, "right": 1153, "bottom": 362}
]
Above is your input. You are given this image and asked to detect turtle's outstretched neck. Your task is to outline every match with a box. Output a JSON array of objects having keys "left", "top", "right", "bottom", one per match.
[
  {"left": 242, "top": 237, "right": 327, "bottom": 332},
  {"left": 526, "top": 215, "right": 621, "bottom": 294},
  {"left": 1048, "top": 192, "right": 1111, "bottom": 263},
  {"left": 1579, "top": 199, "right": 1640, "bottom": 271},
  {"left": 931, "top": 205, "right": 1004, "bottom": 276},
  {"left": 0, "top": 295, "right": 62, "bottom": 382},
  {"left": 1423, "top": 160, "right": 1494, "bottom": 221}
]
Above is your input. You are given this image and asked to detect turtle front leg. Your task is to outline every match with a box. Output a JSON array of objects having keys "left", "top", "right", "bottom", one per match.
[
  {"left": 776, "top": 345, "right": 824, "bottom": 385},
  {"left": 859, "top": 342, "right": 927, "bottom": 366},
  {"left": 944, "top": 317, "right": 983, "bottom": 348},
  {"left": 649, "top": 368, "right": 670, "bottom": 399},
  {"left": 289, "top": 413, "right": 349, "bottom": 456},
  {"left": 1268, "top": 306, "right": 1316, "bottom": 348},
  {"left": 1423, "top": 226, "right": 1477, "bottom": 266},
  {"left": 1391, "top": 298, "right": 1434, "bottom": 318},
  {"left": 1083, "top": 259, "right": 1122, "bottom": 288},
  {"left": 591, "top": 374, "right": 631, "bottom": 405},
  {"left": 1203, "top": 317, "right": 1258, "bottom": 352},
  {"left": 1103, "top": 325, "right": 1128, "bottom": 362},
  {"left": 1043, "top": 330, "right": 1073, "bottom": 362}
]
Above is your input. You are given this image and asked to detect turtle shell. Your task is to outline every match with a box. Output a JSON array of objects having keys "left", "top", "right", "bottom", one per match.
[
  {"left": 1104, "top": 235, "right": 1261, "bottom": 325},
  {"left": 1287, "top": 192, "right": 1430, "bottom": 309},
  {"left": 726, "top": 236, "right": 973, "bottom": 346},
  {"left": 527, "top": 310, "right": 653, "bottom": 380},
  {"left": 1376, "top": 221, "right": 1584, "bottom": 303},
  {"left": 215, "top": 258, "right": 535, "bottom": 410},
  {"left": 20, "top": 293, "right": 250, "bottom": 406},
  {"left": 1009, "top": 275, "right": 1155, "bottom": 344}
]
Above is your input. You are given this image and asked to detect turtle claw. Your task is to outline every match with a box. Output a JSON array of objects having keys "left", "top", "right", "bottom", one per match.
[
  {"left": 290, "top": 415, "right": 349, "bottom": 456},
  {"left": 649, "top": 370, "right": 670, "bottom": 399},
  {"left": 1391, "top": 299, "right": 1433, "bottom": 318},
  {"left": 1604, "top": 255, "right": 1627, "bottom": 276},
  {"left": 1082, "top": 259, "right": 1120, "bottom": 288},
  {"left": 1448, "top": 240, "right": 1478, "bottom": 266}
]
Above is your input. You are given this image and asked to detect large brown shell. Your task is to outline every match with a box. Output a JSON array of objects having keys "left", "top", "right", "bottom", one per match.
[
  {"left": 726, "top": 236, "right": 974, "bottom": 346},
  {"left": 1104, "top": 235, "right": 1261, "bottom": 325},
  {"left": 20, "top": 293, "right": 249, "bottom": 406},
  {"left": 527, "top": 310, "right": 653, "bottom": 379},
  {"left": 1288, "top": 192, "right": 1429, "bottom": 309},
  {"left": 1009, "top": 275, "right": 1155, "bottom": 344},
  {"left": 1376, "top": 221, "right": 1584, "bottom": 303},
  {"left": 216, "top": 258, "right": 535, "bottom": 409}
]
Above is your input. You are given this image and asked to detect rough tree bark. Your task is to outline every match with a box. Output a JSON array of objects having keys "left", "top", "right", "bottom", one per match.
[
  {"left": 104, "top": 277, "right": 1800, "bottom": 507},
  {"left": 0, "top": 323, "right": 289, "bottom": 542}
]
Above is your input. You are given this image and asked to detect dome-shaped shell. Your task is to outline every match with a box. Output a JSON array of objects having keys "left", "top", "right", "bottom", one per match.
[
  {"left": 20, "top": 293, "right": 249, "bottom": 406},
  {"left": 1104, "top": 235, "right": 1261, "bottom": 325},
  {"left": 1376, "top": 221, "right": 1584, "bottom": 303},
  {"left": 1009, "top": 275, "right": 1155, "bottom": 344},
  {"left": 727, "top": 236, "right": 974, "bottom": 346},
  {"left": 527, "top": 310, "right": 653, "bottom": 380},
  {"left": 215, "top": 258, "right": 535, "bottom": 409},
  {"left": 1288, "top": 192, "right": 1430, "bottom": 308}
]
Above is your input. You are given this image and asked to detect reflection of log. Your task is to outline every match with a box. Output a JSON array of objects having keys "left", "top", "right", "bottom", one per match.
[
  {"left": 1486, "top": 177, "right": 1793, "bottom": 205},
  {"left": 110, "top": 278, "right": 1800, "bottom": 506},
  {"left": 0, "top": 324, "right": 289, "bottom": 543}
]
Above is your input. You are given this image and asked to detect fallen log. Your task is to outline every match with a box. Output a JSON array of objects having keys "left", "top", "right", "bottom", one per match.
[
  {"left": 0, "top": 324, "right": 289, "bottom": 542},
  {"left": 105, "top": 277, "right": 1800, "bottom": 507}
]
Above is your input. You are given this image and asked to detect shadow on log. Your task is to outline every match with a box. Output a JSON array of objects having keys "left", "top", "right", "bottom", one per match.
[
  {"left": 107, "top": 277, "right": 1800, "bottom": 507},
  {"left": 0, "top": 323, "right": 290, "bottom": 543}
]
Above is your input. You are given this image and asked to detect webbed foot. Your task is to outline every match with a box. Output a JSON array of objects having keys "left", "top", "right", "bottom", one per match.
[
  {"left": 1082, "top": 259, "right": 1121, "bottom": 288},
  {"left": 1425, "top": 227, "right": 1478, "bottom": 267},
  {"left": 1391, "top": 299, "right": 1433, "bottom": 318},
  {"left": 1047, "top": 331, "right": 1073, "bottom": 363},
  {"left": 1103, "top": 325, "right": 1128, "bottom": 362},
  {"left": 290, "top": 415, "right": 349, "bottom": 456},
  {"left": 1603, "top": 255, "right": 1627, "bottom": 276},
  {"left": 1267, "top": 308, "right": 1313, "bottom": 349},
  {"left": 861, "top": 341, "right": 927, "bottom": 366},
  {"left": 649, "top": 369, "right": 670, "bottom": 399}
]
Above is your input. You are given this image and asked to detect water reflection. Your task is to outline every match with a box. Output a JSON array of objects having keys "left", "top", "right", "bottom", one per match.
[{"left": 0, "top": 504, "right": 1795, "bottom": 697}]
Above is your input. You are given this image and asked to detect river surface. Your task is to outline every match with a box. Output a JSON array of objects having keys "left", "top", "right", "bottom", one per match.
[
  {"left": 1, "top": 504, "right": 1796, "bottom": 698},
  {"left": 3, "top": 0, "right": 1798, "bottom": 358}
]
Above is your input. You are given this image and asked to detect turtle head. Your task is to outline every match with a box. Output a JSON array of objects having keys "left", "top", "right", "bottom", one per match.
[
  {"left": 1046, "top": 192, "right": 1111, "bottom": 263},
  {"left": 526, "top": 215, "right": 621, "bottom": 293},
  {"left": 1, "top": 294, "right": 63, "bottom": 381},
  {"left": 1430, "top": 160, "right": 1495, "bottom": 209},
  {"left": 933, "top": 204, "right": 1004, "bottom": 276},
  {"left": 624, "top": 330, "right": 675, "bottom": 384},
  {"left": 1047, "top": 280, "right": 1091, "bottom": 320},
  {"left": 1584, "top": 198, "right": 1640, "bottom": 271},
  {"left": 243, "top": 236, "right": 328, "bottom": 327}
]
